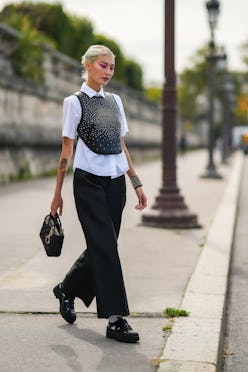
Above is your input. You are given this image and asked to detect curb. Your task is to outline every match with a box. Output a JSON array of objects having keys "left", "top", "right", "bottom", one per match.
[{"left": 157, "top": 151, "right": 244, "bottom": 372}]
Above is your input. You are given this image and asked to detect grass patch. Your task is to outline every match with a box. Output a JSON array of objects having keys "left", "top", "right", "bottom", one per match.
[
  {"left": 162, "top": 325, "right": 172, "bottom": 332},
  {"left": 151, "top": 357, "right": 166, "bottom": 369},
  {"left": 163, "top": 307, "right": 190, "bottom": 318}
]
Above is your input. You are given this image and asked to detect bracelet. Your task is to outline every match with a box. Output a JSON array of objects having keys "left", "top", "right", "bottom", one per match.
[{"left": 130, "top": 175, "right": 142, "bottom": 189}]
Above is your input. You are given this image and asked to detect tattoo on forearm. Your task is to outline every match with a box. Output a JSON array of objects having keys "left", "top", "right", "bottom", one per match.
[
  {"left": 63, "top": 137, "right": 70, "bottom": 146},
  {"left": 59, "top": 158, "right": 68, "bottom": 172}
]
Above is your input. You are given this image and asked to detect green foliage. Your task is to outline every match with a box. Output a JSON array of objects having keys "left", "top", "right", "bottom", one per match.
[
  {"left": 163, "top": 307, "right": 190, "bottom": 318},
  {"left": 234, "top": 41, "right": 248, "bottom": 124},
  {"left": 162, "top": 325, "right": 172, "bottom": 332},
  {"left": 236, "top": 90, "right": 248, "bottom": 124},
  {"left": 241, "top": 40, "right": 248, "bottom": 70},
  {"left": 0, "top": 1, "right": 144, "bottom": 90},
  {"left": 123, "top": 59, "right": 144, "bottom": 91},
  {"left": 69, "top": 14, "right": 95, "bottom": 61},
  {"left": 178, "top": 45, "right": 209, "bottom": 121},
  {"left": 145, "top": 86, "right": 162, "bottom": 102},
  {"left": 1, "top": 12, "right": 54, "bottom": 82},
  {"left": 148, "top": 44, "right": 211, "bottom": 141},
  {"left": 18, "top": 161, "right": 31, "bottom": 180},
  {"left": 142, "top": 44, "right": 215, "bottom": 109},
  {"left": 0, "top": 2, "right": 95, "bottom": 62},
  {"left": 12, "top": 28, "right": 44, "bottom": 82}
]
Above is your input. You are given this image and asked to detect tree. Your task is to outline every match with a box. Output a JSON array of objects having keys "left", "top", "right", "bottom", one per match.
[
  {"left": 0, "top": 12, "right": 54, "bottom": 82},
  {"left": 69, "top": 15, "right": 95, "bottom": 61},
  {"left": 144, "top": 86, "right": 162, "bottom": 102},
  {"left": 235, "top": 42, "right": 248, "bottom": 125},
  {"left": 0, "top": 2, "right": 144, "bottom": 90},
  {"left": 241, "top": 41, "right": 248, "bottom": 71},
  {"left": 0, "top": 2, "right": 95, "bottom": 61},
  {"left": 123, "top": 59, "right": 144, "bottom": 91},
  {"left": 236, "top": 93, "right": 248, "bottom": 123},
  {"left": 178, "top": 45, "right": 209, "bottom": 122}
]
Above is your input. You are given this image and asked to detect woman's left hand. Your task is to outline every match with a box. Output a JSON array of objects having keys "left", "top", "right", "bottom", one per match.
[{"left": 135, "top": 187, "right": 147, "bottom": 211}]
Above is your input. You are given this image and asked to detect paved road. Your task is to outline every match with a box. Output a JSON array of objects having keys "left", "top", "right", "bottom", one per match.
[
  {"left": 221, "top": 155, "right": 248, "bottom": 372},
  {"left": 0, "top": 149, "right": 236, "bottom": 372}
]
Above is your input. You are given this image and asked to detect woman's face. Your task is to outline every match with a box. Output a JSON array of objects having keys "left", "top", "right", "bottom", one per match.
[{"left": 85, "top": 55, "right": 115, "bottom": 91}]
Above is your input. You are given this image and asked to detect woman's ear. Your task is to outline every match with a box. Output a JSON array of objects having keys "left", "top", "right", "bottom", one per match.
[{"left": 84, "top": 60, "right": 90, "bottom": 70}]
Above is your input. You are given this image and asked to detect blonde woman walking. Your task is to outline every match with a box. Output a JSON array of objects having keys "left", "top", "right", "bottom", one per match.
[{"left": 51, "top": 45, "right": 147, "bottom": 343}]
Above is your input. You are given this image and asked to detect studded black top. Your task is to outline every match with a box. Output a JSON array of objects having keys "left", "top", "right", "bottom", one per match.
[{"left": 74, "top": 91, "right": 122, "bottom": 155}]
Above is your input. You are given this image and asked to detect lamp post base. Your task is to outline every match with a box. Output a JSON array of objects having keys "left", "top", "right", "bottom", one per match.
[
  {"left": 142, "top": 189, "right": 201, "bottom": 229},
  {"left": 200, "top": 166, "right": 223, "bottom": 179},
  {"left": 142, "top": 209, "right": 200, "bottom": 229}
]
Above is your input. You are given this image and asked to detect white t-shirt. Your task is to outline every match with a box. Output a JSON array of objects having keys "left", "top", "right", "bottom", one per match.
[{"left": 62, "top": 83, "right": 129, "bottom": 178}]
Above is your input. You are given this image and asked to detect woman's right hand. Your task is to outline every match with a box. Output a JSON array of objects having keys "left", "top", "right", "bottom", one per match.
[{"left": 51, "top": 194, "right": 63, "bottom": 217}]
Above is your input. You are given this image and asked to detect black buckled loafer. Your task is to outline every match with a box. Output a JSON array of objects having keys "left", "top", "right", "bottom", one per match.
[
  {"left": 106, "top": 318, "right": 139, "bottom": 343},
  {"left": 53, "top": 283, "right": 76, "bottom": 324}
]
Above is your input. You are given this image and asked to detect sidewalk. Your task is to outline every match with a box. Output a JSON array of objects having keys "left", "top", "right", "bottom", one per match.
[{"left": 0, "top": 149, "right": 242, "bottom": 371}]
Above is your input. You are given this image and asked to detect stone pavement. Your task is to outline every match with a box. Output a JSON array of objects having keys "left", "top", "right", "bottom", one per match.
[{"left": 0, "top": 149, "right": 243, "bottom": 372}]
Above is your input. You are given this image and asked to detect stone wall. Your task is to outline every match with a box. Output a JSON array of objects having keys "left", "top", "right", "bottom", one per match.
[{"left": 0, "top": 23, "right": 161, "bottom": 182}]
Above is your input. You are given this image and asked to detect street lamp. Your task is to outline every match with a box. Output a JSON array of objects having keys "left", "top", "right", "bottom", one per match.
[
  {"left": 142, "top": 0, "right": 199, "bottom": 228},
  {"left": 206, "top": 0, "right": 220, "bottom": 32},
  {"left": 201, "top": 0, "right": 223, "bottom": 178}
]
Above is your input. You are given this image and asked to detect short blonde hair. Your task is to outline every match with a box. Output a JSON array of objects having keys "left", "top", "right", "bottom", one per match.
[{"left": 81, "top": 45, "right": 115, "bottom": 79}]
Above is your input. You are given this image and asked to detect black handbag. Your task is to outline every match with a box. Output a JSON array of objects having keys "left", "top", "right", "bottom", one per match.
[{"left": 39, "top": 213, "right": 64, "bottom": 257}]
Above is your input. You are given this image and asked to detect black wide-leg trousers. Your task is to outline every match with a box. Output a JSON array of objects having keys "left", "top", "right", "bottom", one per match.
[{"left": 62, "top": 168, "right": 130, "bottom": 318}]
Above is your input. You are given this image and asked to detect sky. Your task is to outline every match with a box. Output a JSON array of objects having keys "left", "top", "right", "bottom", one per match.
[{"left": 0, "top": 0, "right": 248, "bottom": 84}]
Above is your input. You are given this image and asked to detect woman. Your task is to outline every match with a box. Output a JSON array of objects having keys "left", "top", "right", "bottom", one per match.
[{"left": 51, "top": 45, "right": 147, "bottom": 343}]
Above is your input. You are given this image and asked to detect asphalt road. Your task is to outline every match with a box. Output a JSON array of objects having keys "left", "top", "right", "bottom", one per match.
[{"left": 221, "top": 155, "right": 248, "bottom": 372}]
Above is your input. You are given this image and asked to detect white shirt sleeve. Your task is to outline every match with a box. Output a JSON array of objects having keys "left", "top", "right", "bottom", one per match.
[
  {"left": 62, "top": 95, "right": 82, "bottom": 139},
  {"left": 112, "top": 94, "right": 129, "bottom": 137}
]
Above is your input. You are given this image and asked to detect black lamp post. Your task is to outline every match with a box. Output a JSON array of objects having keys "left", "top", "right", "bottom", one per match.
[
  {"left": 217, "top": 50, "right": 230, "bottom": 164},
  {"left": 221, "top": 58, "right": 230, "bottom": 164},
  {"left": 217, "top": 50, "right": 236, "bottom": 162},
  {"left": 224, "top": 74, "right": 236, "bottom": 155},
  {"left": 201, "top": 0, "right": 223, "bottom": 178},
  {"left": 142, "top": 0, "right": 199, "bottom": 228}
]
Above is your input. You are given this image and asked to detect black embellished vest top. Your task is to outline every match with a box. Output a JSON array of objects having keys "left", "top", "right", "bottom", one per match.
[{"left": 74, "top": 91, "right": 122, "bottom": 155}]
